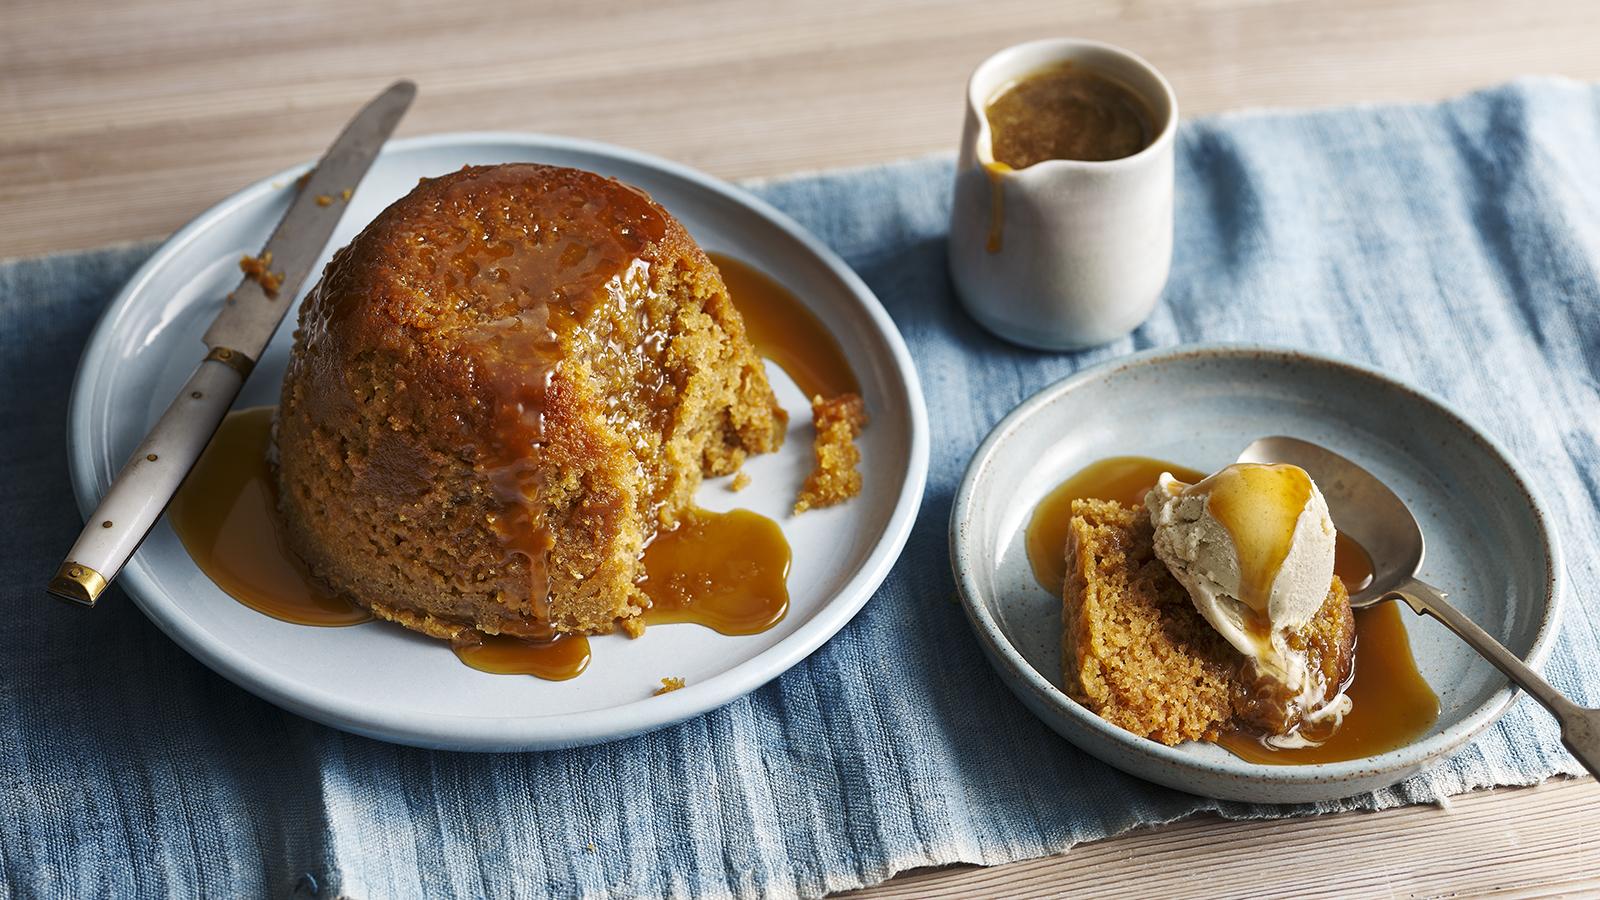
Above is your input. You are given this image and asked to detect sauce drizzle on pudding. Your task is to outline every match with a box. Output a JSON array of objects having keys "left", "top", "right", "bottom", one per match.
[
  {"left": 170, "top": 251, "right": 858, "bottom": 680},
  {"left": 1172, "top": 463, "right": 1315, "bottom": 617},
  {"left": 1030, "top": 455, "right": 1440, "bottom": 764}
]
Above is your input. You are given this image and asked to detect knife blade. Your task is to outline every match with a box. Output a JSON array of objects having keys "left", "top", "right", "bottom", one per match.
[{"left": 46, "top": 80, "right": 416, "bottom": 606}]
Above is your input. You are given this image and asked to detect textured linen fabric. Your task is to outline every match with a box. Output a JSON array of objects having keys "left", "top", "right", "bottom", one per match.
[{"left": 4, "top": 78, "right": 1600, "bottom": 898}]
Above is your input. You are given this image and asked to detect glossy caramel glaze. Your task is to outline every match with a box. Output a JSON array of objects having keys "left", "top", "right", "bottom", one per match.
[
  {"left": 1026, "top": 456, "right": 1206, "bottom": 594},
  {"left": 1335, "top": 531, "right": 1375, "bottom": 594},
  {"left": 985, "top": 62, "right": 1155, "bottom": 168},
  {"left": 1218, "top": 599, "right": 1440, "bottom": 764},
  {"left": 452, "top": 632, "right": 591, "bottom": 681},
  {"left": 641, "top": 507, "right": 790, "bottom": 635},
  {"left": 294, "top": 164, "right": 667, "bottom": 624},
  {"left": 274, "top": 163, "right": 785, "bottom": 641},
  {"left": 1178, "top": 463, "right": 1316, "bottom": 615},
  {"left": 171, "top": 407, "right": 370, "bottom": 626},
  {"left": 984, "top": 161, "right": 1010, "bottom": 254},
  {"left": 1039, "top": 454, "right": 1437, "bottom": 763},
  {"left": 708, "top": 252, "right": 860, "bottom": 400}
]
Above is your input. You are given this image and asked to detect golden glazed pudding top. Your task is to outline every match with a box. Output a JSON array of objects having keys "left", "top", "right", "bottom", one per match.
[{"left": 292, "top": 163, "right": 702, "bottom": 616}]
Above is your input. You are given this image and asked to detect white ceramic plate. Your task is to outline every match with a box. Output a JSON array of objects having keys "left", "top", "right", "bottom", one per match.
[
  {"left": 68, "top": 133, "right": 928, "bottom": 752},
  {"left": 951, "top": 345, "right": 1562, "bottom": 804}
]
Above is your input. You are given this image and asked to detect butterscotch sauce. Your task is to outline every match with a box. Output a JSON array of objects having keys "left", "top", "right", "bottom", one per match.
[
  {"left": 173, "top": 407, "right": 595, "bottom": 680},
  {"left": 981, "top": 64, "right": 1155, "bottom": 255},
  {"left": 170, "top": 407, "right": 371, "bottom": 626},
  {"left": 641, "top": 507, "right": 791, "bottom": 635},
  {"left": 983, "top": 162, "right": 1011, "bottom": 254},
  {"left": 1335, "top": 531, "right": 1375, "bottom": 594},
  {"left": 1025, "top": 456, "right": 1206, "bottom": 594},
  {"left": 468, "top": 172, "right": 669, "bottom": 620},
  {"left": 451, "top": 631, "right": 592, "bottom": 681},
  {"left": 985, "top": 63, "right": 1156, "bottom": 169},
  {"left": 177, "top": 241, "right": 827, "bottom": 678},
  {"left": 1032, "top": 454, "right": 1439, "bottom": 764},
  {"left": 708, "top": 252, "right": 860, "bottom": 400},
  {"left": 1177, "top": 464, "right": 1315, "bottom": 616},
  {"left": 177, "top": 407, "right": 792, "bottom": 669},
  {"left": 306, "top": 164, "right": 678, "bottom": 622},
  {"left": 1217, "top": 599, "right": 1440, "bottom": 765}
]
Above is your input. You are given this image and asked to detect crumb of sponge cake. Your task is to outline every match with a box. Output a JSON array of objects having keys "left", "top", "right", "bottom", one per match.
[
  {"left": 794, "top": 393, "right": 867, "bottom": 513},
  {"left": 238, "top": 252, "right": 283, "bottom": 296},
  {"left": 654, "top": 677, "right": 686, "bottom": 695},
  {"left": 1061, "top": 497, "right": 1354, "bottom": 745},
  {"left": 730, "top": 470, "right": 752, "bottom": 492}
]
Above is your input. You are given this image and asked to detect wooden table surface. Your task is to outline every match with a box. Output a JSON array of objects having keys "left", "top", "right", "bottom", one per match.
[{"left": 7, "top": 0, "right": 1598, "bottom": 894}]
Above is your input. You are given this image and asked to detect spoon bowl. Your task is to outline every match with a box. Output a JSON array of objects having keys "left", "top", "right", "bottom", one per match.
[{"left": 1237, "top": 436, "right": 1422, "bottom": 608}]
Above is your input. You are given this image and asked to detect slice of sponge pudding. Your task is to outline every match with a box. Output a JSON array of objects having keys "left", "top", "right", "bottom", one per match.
[
  {"left": 274, "top": 164, "right": 787, "bottom": 641},
  {"left": 1061, "top": 498, "right": 1354, "bottom": 745}
]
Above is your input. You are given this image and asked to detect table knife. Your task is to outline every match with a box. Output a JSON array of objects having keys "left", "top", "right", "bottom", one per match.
[{"left": 46, "top": 80, "right": 416, "bottom": 606}]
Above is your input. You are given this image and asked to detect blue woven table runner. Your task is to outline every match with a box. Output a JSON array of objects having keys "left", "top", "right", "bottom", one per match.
[{"left": 3, "top": 78, "right": 1597, "bottom": 898}]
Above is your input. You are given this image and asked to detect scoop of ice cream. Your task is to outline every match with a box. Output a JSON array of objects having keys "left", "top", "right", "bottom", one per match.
[
  {"left": 1145, "top": 463, "right": 1336, "bottom": 654},
  {"left": 1145, "top": 462, "right": 1346, "bottom": 737}
]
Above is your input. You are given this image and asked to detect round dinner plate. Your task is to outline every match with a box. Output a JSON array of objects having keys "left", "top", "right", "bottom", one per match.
[
  {"left": 951, "top": 345, "right": 1562, "bottom": 804},
  {"left": 68, "top": 133, "right": 928, "bottom": 752}
]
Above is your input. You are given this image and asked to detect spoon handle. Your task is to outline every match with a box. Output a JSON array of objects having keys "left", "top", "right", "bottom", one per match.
[{"left": 1387, "top": 578, "right": 1600, "bottom": 779}]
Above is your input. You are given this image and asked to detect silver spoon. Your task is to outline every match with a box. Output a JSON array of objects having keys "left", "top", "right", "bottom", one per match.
[{"left": 1237, "top": 436, "right": 1599, "bottom": 777}]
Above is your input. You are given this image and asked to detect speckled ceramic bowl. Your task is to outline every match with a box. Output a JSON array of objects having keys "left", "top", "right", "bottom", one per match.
[{"left": 950, "top": 344, "right": 1562, "bottom": 803}]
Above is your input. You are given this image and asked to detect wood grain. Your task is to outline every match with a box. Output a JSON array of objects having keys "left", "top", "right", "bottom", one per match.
[
  {"left": 4, "top": 0, "right": 1600, "bottom": 258},
  {"left": 5, "top": 0, "right": 1597, "bottom": 895},
  {"left": 845, "top": 778, "right": 1600, "bottom": 899}
]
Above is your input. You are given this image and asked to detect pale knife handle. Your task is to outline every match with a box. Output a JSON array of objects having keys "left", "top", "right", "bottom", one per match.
[{"left": 47, "top": 350, "right": 250, "bottom": 605}]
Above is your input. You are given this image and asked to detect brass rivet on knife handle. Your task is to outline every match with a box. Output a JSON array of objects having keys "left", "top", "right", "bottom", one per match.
[
  {"left": 47, "top": 561, "right": 108, "bottom": 607},
  {"left": 204, "top": 345, "right": 256, "bottom": 379}
]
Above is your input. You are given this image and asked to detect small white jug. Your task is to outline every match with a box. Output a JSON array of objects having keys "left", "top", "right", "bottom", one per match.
[{"left": 949, "top": 39, "right": 1178, "bottom": 350}]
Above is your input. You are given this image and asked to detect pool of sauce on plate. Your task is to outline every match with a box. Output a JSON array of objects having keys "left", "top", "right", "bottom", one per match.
[
  {"left": 641, "top": 507, "right": 791, "bottom": 635},
  {"left": 451, "top": 630, "right": 593, "bottom": 680},
  {"left": 1217, "top": 596, "right": 1439, "bottom": 765},
  {"left": 1025, "top": 456, "right": 1207, "bottom": 595},
  {"left": 1027, "top": 455, "right": 1440, "bottom": 764},
  {"left": 169, "top": 406, "right": 371, "bottom": 627},
  {"left": 981, "top": 62, "right": 1156, "bottom": 253},
  {"left": 709, "top": 252, "right": 860, "bottom": 400},
  {"left": 173, "top": 408, "right": 800, "bottom": 679}
]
